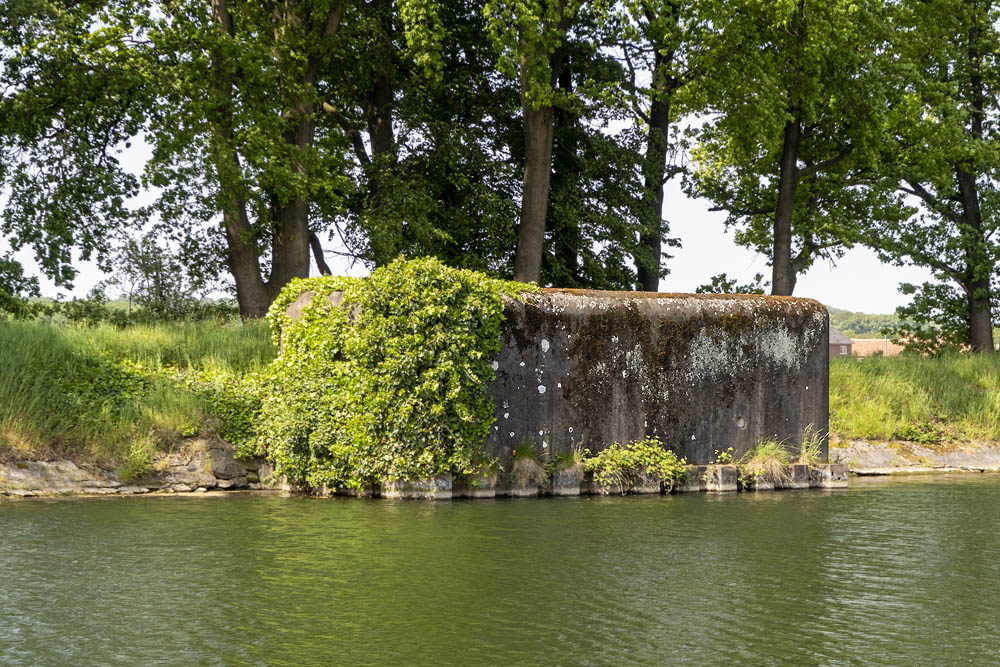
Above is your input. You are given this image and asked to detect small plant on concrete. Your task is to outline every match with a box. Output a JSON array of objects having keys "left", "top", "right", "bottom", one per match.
[
  {"left": 711, "top": 447, "right": 736, "bottom": 465},
  {"left": 548, "top": 447, "right": 589, "bottom": 487},
  {"left": 797, "top": 424, "right": 826, "bottom": 466},
  {"left": 510, "top": 443, "right": 547, "bottom": 487},
  {"left": 740, "top": 439, "right": 793, "bottom": 487},
  {"left": 584, "top": 436, "right": 687, "bottom": 495},
  {"left": 466, "top": 454, "right": 501, "bottom": 487}
]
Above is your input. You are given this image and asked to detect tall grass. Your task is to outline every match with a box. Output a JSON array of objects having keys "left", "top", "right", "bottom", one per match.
[
  {"left": 830, "top": 354, "right": 1000, "bottom": 445},
  {"left": 0, "top": 319, "right": 274, "bottom": 470}
]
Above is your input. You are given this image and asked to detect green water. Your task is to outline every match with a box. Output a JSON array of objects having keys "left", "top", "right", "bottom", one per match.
[{"left": 2, "top": 476, "right": 1000, "bottom": 666}]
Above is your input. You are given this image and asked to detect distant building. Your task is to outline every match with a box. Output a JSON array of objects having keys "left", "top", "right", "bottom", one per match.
[
  {"left": 829, "top": 325, "right": 852, "bottom": 358},
  {"left": 851, "top": 338, "right": 905, "bottom": 358}
]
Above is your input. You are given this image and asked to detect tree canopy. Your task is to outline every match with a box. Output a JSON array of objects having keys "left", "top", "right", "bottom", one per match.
[{"left": 1, "top": 0, "right": 999, "bottom": 351}]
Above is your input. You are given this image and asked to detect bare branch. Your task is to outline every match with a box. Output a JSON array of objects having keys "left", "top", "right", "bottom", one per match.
[
  {"left": 796, "top": 144, "right": 853, "bottom": 178},
  {"left": 899, "top": 179, "right": 962, "bottom": 223},
  {"left": 323, "top": 102, "right": 370, "bottom": 167}
]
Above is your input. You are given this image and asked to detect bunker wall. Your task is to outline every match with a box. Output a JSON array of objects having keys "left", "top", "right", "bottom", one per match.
[{"left": 486, "top": 289, "right": 829, "bottom": 466}]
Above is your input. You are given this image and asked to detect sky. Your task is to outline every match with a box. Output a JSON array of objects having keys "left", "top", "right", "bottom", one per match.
[{"left": 4, "top": 139, "right": 936, "bottom": 316}]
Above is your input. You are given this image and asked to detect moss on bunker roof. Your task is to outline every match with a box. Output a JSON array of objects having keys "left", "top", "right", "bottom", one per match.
[{"left": 527, "top": 287, "right": 826, "bottom": 311}]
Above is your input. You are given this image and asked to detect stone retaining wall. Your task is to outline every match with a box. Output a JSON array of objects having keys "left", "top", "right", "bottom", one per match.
[{"left": 0, "top": 438, "right": 268, "bottom": 498}]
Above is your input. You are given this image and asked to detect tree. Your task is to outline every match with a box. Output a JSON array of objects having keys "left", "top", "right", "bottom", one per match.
[
  {"left": 485, "top": 0, "right": 590, "bottom": 284},
  {"left": 0, "top": 253, "right": 39, "bottom": 315},
  {"left": 102, "top": 232, "right": 225, "bottom": 319},
  {"left": 687, "top": 0, "right": 900, "bottom": 296},
  {"left": 335, "top": 0, "right": 521, "bottom": 274},
  {"left": 0, "top": 0, "right": 145, "bottom": 291},
  {"left": 618, "top": 0, "right": 698, "bottom": 292},
  {"left": 2, "top": 0, "right": 475, "bottom": 319},
  {"left": 871, "top": 0, "right": 1000, "bottom": 352}
]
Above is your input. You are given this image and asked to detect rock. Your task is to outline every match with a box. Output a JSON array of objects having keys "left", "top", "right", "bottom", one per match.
[
  {"left": 81, "top": 486, "right": 117, "bottom": 495},
  {"left": 453, "top": 473, "right": 498, "bottom": 499},
  {"left": 117, "top": 486, "right": 149, "bottom": 494},
  {"left": 195, "top": 487, "right": 208, "bottom": 493},
  {"left": 678, "top": 466, "right": 708, "bottom": 493},
  {"left": 216, "top": 476, "right": 248, "bottom": 490},
  {"left": 208, "top": 440, "right": 246, "bottom": 480}
]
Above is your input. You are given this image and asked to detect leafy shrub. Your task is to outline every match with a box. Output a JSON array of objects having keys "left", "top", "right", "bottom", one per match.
[
  {"left": 583, "top": 436, "right": 687, "bottom": 495},
  {"left": 259, "top": 257, "right": 531, "bottom": 490}
]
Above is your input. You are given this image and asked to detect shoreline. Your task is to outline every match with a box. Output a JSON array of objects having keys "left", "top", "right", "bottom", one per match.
[
  {"left": 831, "top": 440, "right": 1000, "bottom": 476},
  {"left": 5, "top": 439, "right": 1000, "bottom": 499}
]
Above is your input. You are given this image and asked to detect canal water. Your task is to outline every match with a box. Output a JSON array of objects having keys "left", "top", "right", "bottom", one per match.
[{"left": 2, "top": 475, "right": 999, "bottom": 665}]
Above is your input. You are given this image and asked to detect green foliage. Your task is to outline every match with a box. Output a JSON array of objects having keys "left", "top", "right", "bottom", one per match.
[
  {"left": 259, "top": 257, "right": 532, "bottom": 490},
  {"left": 583, "top": 436, "right": 686, "bottom": 495},
  {"left": 866, "top": 0, "right": 1000, "bottom": 352},
  {"left": 22, "top": 289, "right": 239, "bottom": 328},
  {"left": 695, "top": 273, "right": 768, "bottom": 295},
  {"left": 0, "top": 254, "right": 40, "bottom": 317},
  {"left": 710, "top": 447, "right": 736, "bottom": 465},
  {"left": 827, "top": 307, "right": 905, "bottom": 338},
  {"left": 829, "top": 355, "right": 1000, "bottom": 445},
  {"left": 687, "top": 0, "right": 905, "bottom": 294},
  {"left": 885, "top": 282, "right": 978, "bottom": 355},
  {"left": 798, "top": 424, "right": 826, "bottom": 466}
]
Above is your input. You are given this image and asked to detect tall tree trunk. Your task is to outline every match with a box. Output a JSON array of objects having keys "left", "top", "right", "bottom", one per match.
[
  {"left": 548, "top": 62, "right": 581, "bottom": 286},
  {"left": 365, "top": 0, "right": 397, "bottom": 266},
  {"left": 514, "top": 104, "right": 555, "bottom": 284},
  {"left": 957, "top": 17, "right": 993, "bottom": 353},
  {"left": 209, "top": 0, "right": 270, "bottom": 318},
  {"left": 636, "top": 46, "right": 673, "bottom": 292},
  {"left": 209, "top": 0, "right": 344, "bottom": 318},
  {"left": 771, "top": 108, "right": 802, "bottom": 296},
  {"left": 956, "top": 164, "right": 993, "bottom": 352}
]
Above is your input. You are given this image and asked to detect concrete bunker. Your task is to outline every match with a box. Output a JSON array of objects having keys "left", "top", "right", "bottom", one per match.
[{"left": 486, "top": 289, "right": 829, "bottom": 466}]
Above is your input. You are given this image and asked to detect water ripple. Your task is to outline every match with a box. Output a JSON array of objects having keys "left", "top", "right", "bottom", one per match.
[{"left": 3, "top": 477, "right": 1000, "bottom": 665}]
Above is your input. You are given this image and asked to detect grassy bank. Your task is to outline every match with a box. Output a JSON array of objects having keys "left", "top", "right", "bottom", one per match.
[
  {"left": 830, "top": 355, "right": 1000, "bottom": 445},
  {"left": 0, "top": 319, "right": 274, "bottom": 474}
]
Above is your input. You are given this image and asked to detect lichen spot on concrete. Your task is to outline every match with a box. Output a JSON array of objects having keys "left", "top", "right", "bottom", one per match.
[
  {"left": 492, "top": 361, "right": 499, "bottom": 371},
  {"left": 537, "top": 385, "right": 546, "bottom": 394},
  {"left": 541, "top": 339, "right": 550, "bottom": 353}
]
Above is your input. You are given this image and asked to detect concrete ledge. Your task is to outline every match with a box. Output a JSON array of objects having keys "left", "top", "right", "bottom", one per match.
[
  {"left": 452, "top": 474, "right": 498, "bottom": 499},
  {"left": 382, "top": 474, "right": 453, "bottom": 500},
  {"left": 706, "top": 465, "right": 738, "bottom": 492}
]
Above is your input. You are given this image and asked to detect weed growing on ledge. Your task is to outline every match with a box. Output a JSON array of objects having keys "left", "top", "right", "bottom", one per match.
[
  {"left": 740, "top": 440, "right": 793, "bottom": 488},
  {"left": 797, "top": 424, "right": 826, "bottom": 465},
  {"left": 584, "top": 436, "right": 687, "bottom": 495},
  {"left": 711, "top": 447, "right": 736, "bottom": 465}
]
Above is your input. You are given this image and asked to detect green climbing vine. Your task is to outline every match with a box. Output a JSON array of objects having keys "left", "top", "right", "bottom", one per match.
[{"left": 259, "top": 257, "right": 533, "bottom": 490}]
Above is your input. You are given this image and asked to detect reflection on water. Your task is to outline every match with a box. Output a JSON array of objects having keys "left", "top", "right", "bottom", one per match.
[{"left": 2, "top": 476, "right": 1000, "bottom": 665}]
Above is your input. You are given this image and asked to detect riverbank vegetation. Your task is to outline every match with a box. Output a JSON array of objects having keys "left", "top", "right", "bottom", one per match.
[
  {"left": 830, "top": 356, "right": 1000, "bottom": 446},
  {"left": 0, "top": 318, "right": 273, "bottom": 472}
]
